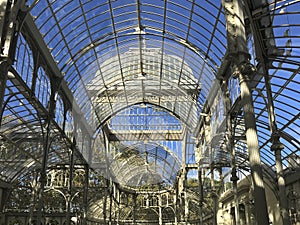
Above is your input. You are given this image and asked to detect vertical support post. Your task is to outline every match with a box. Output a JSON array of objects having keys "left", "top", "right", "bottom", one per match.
[
  {"left": 174, "top": 182, "right": 179, "bottom": 225},
  {"left": 181, "top": 128, "right": 188, "bottom": 224},
  {"left": 265, "top": 69, "right": 290, "bottom": 225},
  {"left": 244, "top": 0, "right": 291, "bottom": 221},
  {"left": 109, "top": 184, "right": 113, "bottom": 224},
  {"left": 237, "top": 69, "right": 269, "bottom": 225},
  {"left": 103, "top": 179, "right": 108, "bottom": 224},
  {"left": 82, "top": 164, "right": 89, "bottom": 225},
  {"left": 0, "top": 188, "right": 3, "bottom": 225},
  {"left": 133, "top": 194, "right": 137, "bottom": 225},
  {"left": 87, "top": 134, "right": 93, "bottom": 164},
  {"left": 36, "top": 90, "right": 56, "bottom": 225},
  {"left": 36, "top": 116, "right": 51, "bottom": 225},
  {"left": 174, "top": 204, "right": 178, "bottom": 225},
  {"left": 28, "top": 170, "right": 38, "bottom": 225},
  {"left": 0, "top": 187, "right": 10, "bottom": 225},
  {"left": 184, "top": 191, "right": 188, "bottom": 225},
  {"left": 244, "top": 202, "right": 251, "bottom": 225},
  {"left": 222, "top": 1, "right": 269, "bottom": 224},
  {"left": 217, "top": 168, "right": 223, "bottom": 223},
  {"left": 102, "top": 127, "right": 110, "bottom": 225},
  {"left": 37, "top": 75, "right": 61, "bottom": 224},
  {"left": 272, "top": 138, "right": 290, "bottom": 225},
  {"left": 182, "top": 128, "right": 187, "bottom": 167},
  {"left": 65, "top": 194, "right": 72, "bottom": 225},
  {"left": 158, "top": 195, "right": 163, "bottom": 225},
  {"left": 198, "top": 167, "right": 203, "bottom": 225},
  {"left": 0, "top": 190, "right": 5, "bottom": 225},
  {"left": 66, "top": 142, "right": 75, "bottom": 225},
  {"left": 117, "top": 192, "right": 120, "bottom": 225},
  {"left": 231, "top": 168, "right": 240, "bottom": 225},
  {"left": 224, "top": 82, "right": 240, "bottom": 225},
  {"left": 210, "top": 165, "right": 218, "bottom": 225},
  {"left": 184, "top": 170, "right": 188, "bottom": 225}
]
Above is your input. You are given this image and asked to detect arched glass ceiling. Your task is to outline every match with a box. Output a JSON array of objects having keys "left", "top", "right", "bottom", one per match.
[
  {"left": 28, "top": 0, "right": 227, "bottom": 134},
  {"left": 109, "top": 142, "right": 180, "bottom": 190},
  {"left": 19, "top": 0, "right": 300, "bottom": 174},
  {"left": 94, "top": 105, "right": 182, "bottom": 190}
]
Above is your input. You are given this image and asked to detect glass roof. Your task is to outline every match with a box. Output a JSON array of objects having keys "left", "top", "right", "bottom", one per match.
[
  {"left": 109, "top": 142, "right": 180, "bottom": 190},
  {"left": 29, "top": 0, "right": 225, "bottom": 134},
  {"left": 0, "top": 0, "right": 299, "bottom": 189}
]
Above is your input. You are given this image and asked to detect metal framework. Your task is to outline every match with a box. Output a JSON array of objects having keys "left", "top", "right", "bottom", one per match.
[{"left": 0, "top": 0, "right": 299, "bottom": 225}]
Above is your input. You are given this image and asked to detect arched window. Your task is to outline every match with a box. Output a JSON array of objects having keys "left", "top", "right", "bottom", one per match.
[
  {"left": 35, "top": 67, "right": 50, "bottom": 109},
  {"left": 55, "top": 94, "right": 64, "bottom": 128},
  {"left": 65, "top": 110, "right": 74, "bottom": 139},
  {"left": 14, "top": 34, "right": 34, "bottom": 88}
]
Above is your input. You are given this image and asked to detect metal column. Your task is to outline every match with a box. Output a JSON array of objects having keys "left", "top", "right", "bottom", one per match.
[
  {"left": 66, "top": 143, "right": 75, "bottom": 225},
  {"left": 103, "top": 179, "right": 109, "bottom": 224},
  {"left": 82, "top": 164, "right": 89, "bottom": 225},
  {"left": 263, "top": 49, "right": 291, "bottom": 225},
  {"left": 175, "top": 181, "right": 179, "bottom": 225},
  {"left": 158, "top": 195, "right": 163, "bottom": 225},
  {"left": 184, "top": 170, "right": 188, "bottom": 225},
  {"left": 222, "top": 0, "right": 269, "bottom": 224},
  {"left": 36, "top": 110, "right": 52, "bottom": 225},
  {"left": 36, "top": 84, "right": 59, "bottom": 225},
  {"left": 244, "top": 0, "right": 291, "bottom": 221},
  {"left": 210, "top": 165, "right": 218, "bottom": 225},
  {"left": 237, "top": 61, "right": 269, "bottom": 225},
  {"left": 28, "top": 170, "right": 38, "bottom": 225},
  {"left": 224, "top": 83, "right": 240, "bottom": 225},
  {"left": 259, "top": 74, "right": 290, "bottom": 223},
  {"left": 244, "top": 202, "right": 251, "bottom": 225},
  {"left": 109, "top": 185, "right": 113, "bottom": 224},
  {"left": 197, "top": 167, "right": 203, "bottom": 225},
  {"left": 231, "top": 168, "right": 240, "bottom": 225},
  {"left": 133, "top": 194, "right": 137, "bottom": 225},
  {"left": 272, "top": 136, "right": 291, "bottom": 225}
]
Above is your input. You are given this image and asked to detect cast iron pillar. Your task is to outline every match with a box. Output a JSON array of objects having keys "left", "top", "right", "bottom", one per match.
[
  {"left": 184, "top": 169, "right": 188, "bottom": 225},
  {"left": 103, "top": 179, "right": 109, "bottom": 224},
  {"left": 36, "top": 87, "right": 57, "bottom": 225},
  {"left": 133, "top": 194, "right": 137, "bottom": 225},
  {"left": 197, "top": 167, "right": 203, "bottom": 225},
  {"left": 158, "top": 195, "right": 163, "bottom": 225},
  {"left": 271, "top": 135, "right": 290, "bottom": 225},
  {"left": 263, "top": 49, "right": 290, "bottom": 225},
  {"left": 36, "top": 114, "right": 51, "bottom": 224},
  {"left": 224, "top": 83, "right": 240, "bottom": 225},
  {"left": 210, "top": 165, "right": 218, "bottom": 225},
  {"left": 66, "top": 142, "right": 75, "bottom": 225},
  {"left": 235, "top": 50, "right": 270, "bottom": 225},
  {"left": 222, "top": 0, "right": 269, "bottom": 224},
  {"left": 82, "top": 164, "right": 89, "bottom": 225}
]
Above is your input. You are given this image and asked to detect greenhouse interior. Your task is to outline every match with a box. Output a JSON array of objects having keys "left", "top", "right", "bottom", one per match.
[{"left": 0, "top": 0, "right": 299, "bottom": 224}]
